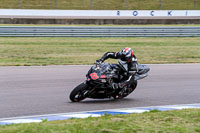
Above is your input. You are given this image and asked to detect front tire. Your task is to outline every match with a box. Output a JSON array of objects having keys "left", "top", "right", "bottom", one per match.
[{"left": 70, "top": 82, "right": 89, "bottom": 102}]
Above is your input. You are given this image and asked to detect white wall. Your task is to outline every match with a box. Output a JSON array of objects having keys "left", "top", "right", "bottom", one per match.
[{"left": 0, "top": 9, "right": 199, "bottom": 17}]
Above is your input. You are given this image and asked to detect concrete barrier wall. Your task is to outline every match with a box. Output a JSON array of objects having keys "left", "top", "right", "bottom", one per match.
[
  {"left": 0, "top": 9, "right": 200, "bottom": 17},
  {"left": 0, "top": 9, "right": 200, "bottom": 24}
]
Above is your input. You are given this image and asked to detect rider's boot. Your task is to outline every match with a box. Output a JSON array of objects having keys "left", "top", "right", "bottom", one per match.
[
  {"left": 112, "top": 83, "right": 125, "bottom": 99},
  {"left": 112, "top": 83, "right": 122, "bottom": 90}
]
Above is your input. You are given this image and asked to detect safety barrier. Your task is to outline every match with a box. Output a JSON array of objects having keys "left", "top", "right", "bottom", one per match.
[{"left": 0, "top": 26, "right": 199, "bottom": 37}]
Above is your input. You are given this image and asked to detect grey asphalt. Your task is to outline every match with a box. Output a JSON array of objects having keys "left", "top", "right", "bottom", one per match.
[{"left": 0, "top": 64, "right": 200, "bottom": 119}]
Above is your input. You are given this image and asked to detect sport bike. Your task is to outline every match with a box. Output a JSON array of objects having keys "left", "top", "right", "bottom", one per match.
[{"left": 70, "top": 62, "right": 149, "bottom": 102}]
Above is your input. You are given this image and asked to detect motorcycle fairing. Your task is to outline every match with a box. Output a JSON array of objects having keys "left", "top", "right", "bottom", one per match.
[
  {"left": 87, "top": 63, "right": 118, "bottom": 80},
  {"left": 90, "top": 72, "right": 99, "bottom": 80}
]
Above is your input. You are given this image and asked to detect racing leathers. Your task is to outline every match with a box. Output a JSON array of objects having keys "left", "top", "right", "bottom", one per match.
[{"left": 97, "top": 52, "right": 150, "bottom": 90}]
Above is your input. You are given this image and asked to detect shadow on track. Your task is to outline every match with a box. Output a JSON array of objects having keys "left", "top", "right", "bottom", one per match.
[{"left": 68, "top": 98, "right": 136, "bottom": 104}]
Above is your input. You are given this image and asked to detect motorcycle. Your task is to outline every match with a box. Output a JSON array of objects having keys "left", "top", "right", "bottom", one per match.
[{"left": 70, "top": 61, "right": 149, "bottom": 102}]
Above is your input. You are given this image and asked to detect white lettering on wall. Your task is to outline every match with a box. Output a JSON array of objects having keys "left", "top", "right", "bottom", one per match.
[{"left": 0, "top": 9, "right": 199, "bottom": 17}]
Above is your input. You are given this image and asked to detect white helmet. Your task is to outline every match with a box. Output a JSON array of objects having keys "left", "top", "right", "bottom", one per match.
[{"left": 120, "top": 47, "right": 134, "bottom": 61}]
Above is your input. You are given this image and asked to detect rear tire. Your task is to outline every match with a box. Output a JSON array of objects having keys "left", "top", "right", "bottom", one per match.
[
  {"left": 70, "top": 82, "right": 89, "bottom": 102},
  {"left": 114, "top": 80, "right": 138, "bottom": 99},
  {"left": 129, "top": 80, "right": 137, "bottom": 93},
  {"left": 124, "top": 80, "right": 138, "bottom": 97}
]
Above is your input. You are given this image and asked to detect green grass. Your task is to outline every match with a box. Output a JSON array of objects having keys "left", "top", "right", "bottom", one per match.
[
  {"left": 0, "top": 109, "right": 200, "bottom": 133},
  {"left": 0, "top": 0, "right": 200, "bottom": 10},
  {"left": 0, "top": 37, "right": 200, "bottom": 66}
]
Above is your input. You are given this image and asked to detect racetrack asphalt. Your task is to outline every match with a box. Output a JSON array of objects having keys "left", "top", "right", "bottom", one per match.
[{"left": 0, "top": 64, "right": 200, "bottom": 119}]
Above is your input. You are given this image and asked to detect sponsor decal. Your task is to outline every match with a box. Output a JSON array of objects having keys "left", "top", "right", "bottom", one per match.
[{"left": 90, "top": 72, "right": 99, "bottom": 80}]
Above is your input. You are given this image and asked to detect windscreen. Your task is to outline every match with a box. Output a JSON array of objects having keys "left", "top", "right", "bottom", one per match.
[{"left": 100, "top": 63, "right": 112, "bottom": 75}]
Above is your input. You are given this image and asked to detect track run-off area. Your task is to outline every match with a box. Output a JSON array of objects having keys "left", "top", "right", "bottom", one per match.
[{"left": 0, "top": 64, "right": 200, "bottom": 119}]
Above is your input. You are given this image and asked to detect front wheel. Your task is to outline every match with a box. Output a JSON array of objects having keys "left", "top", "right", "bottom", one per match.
[{"left": 70, "top": 82, "right": 89, "bottom": 102}]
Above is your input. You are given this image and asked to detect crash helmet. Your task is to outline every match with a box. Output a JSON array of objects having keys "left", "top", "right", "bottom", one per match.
[{"left": 120, "top": 47, "right": 134, "bottom": 61}]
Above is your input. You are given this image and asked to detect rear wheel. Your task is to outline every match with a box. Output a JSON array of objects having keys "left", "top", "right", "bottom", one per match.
[
  {"left": 129, "top": 80, "right": 138, "bottom": 93},
  {"left": 113, "top": 80, "right": 138, "bottom": 99},
  {"left": 70, "top": 82, "right": 89, "bottom": 102}
]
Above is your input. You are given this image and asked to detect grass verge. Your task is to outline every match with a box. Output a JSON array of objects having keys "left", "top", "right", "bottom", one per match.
[
  {"left": 0, "top": 109, "right": 200, "bottom": 133},
  {"left": 0, "top": 37, "right": 200, "bottom": 66}
]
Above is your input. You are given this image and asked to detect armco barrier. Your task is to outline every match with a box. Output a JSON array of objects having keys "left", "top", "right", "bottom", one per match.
[{"left": 0, "top": 26, "right": 200, "bottom": 37}]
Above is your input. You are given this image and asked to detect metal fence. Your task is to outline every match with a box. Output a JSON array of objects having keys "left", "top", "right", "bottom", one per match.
[
  {"left": 0, "top": 0, "right": 200, "bottom": 10},
  {"left": 0, "top": 26, "right": 199, "bottom": 37}
]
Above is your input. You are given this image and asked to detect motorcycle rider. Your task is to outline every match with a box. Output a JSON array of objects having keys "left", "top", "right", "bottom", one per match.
[{"left": 96, "top": 47, "right": 150, "bottom": 94}]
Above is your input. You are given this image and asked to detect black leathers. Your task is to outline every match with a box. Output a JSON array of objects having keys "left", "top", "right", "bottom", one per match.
[{"left": 99, "top": 52, "right": 138, "bottom": 88}]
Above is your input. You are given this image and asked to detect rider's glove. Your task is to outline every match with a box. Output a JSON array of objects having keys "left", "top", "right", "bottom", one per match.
[{"left": 96, "top": 59, "right": 103, "bottom": 65}]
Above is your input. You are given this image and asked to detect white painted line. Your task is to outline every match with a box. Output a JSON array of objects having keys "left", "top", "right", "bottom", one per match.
[
  {"left": 61, "top": 113, "right": 101, "bottom": 118},
  {"left": 111, "top": 109, "right": 149, "bottom": 113},
  {"left": 1, "top": 119, "right": 42, "bottom": 124},
  {"left": 0, "top": 103, "right": 200, "bottom": 125}
]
